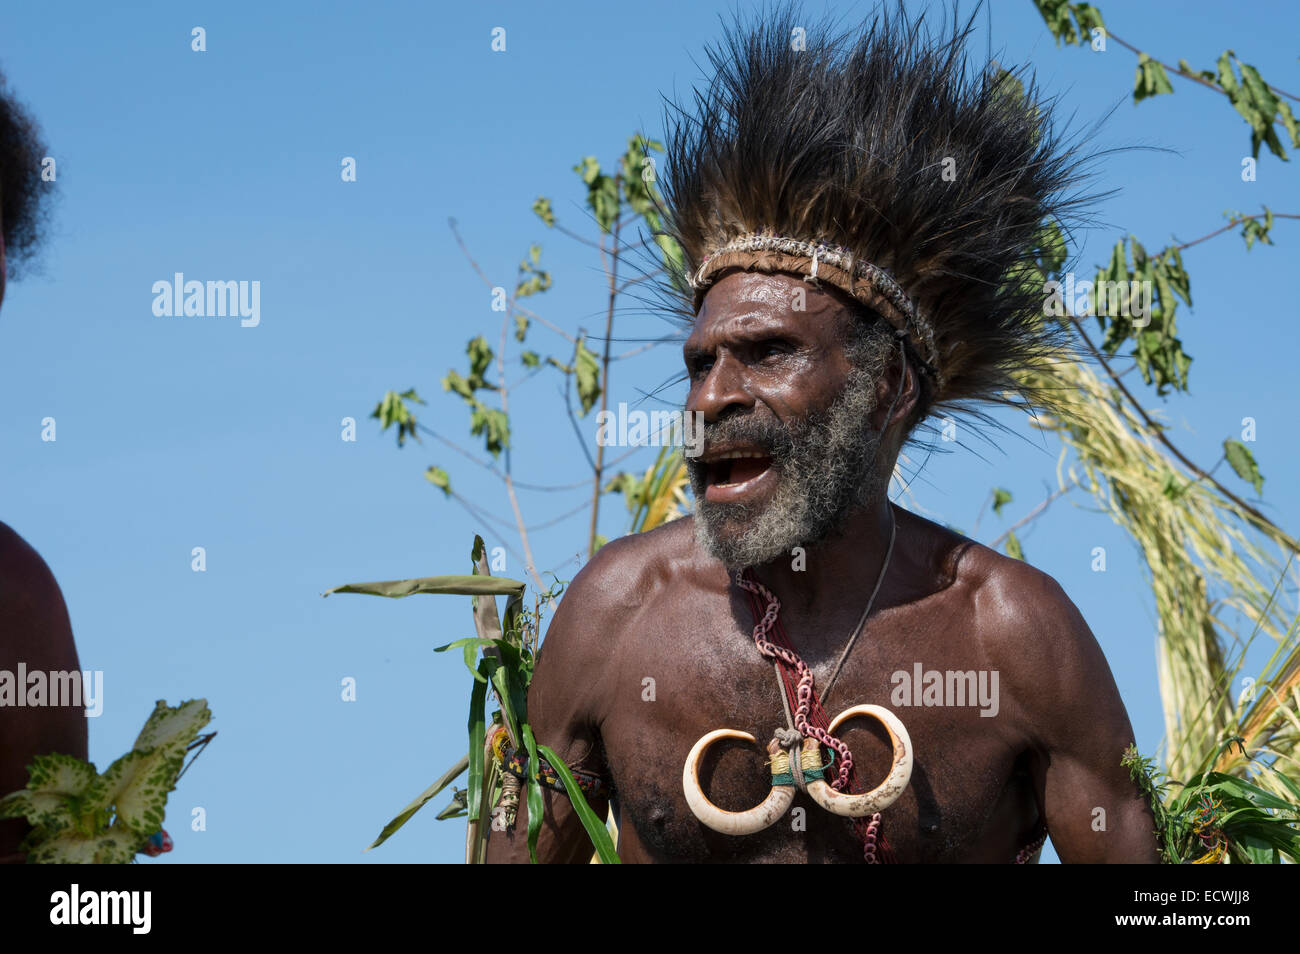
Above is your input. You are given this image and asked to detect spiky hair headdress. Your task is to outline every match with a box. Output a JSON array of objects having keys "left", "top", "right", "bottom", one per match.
[{"left": 654, "top": 1, "right": 1091, "bottom": 423}]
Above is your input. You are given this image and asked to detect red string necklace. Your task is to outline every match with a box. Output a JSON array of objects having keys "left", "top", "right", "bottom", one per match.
[{"left": 738, "top": 568, "right": 897, "bottom": 863}]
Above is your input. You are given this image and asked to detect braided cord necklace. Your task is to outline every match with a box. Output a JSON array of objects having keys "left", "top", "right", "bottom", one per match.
[{"left": 737, "top": 503, "right": 899, "bottom": 862}]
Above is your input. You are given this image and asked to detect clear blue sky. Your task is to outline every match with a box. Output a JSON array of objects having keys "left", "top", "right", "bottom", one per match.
[{"left": 1, "top": 0, "right": 1297, "bottom": 864}]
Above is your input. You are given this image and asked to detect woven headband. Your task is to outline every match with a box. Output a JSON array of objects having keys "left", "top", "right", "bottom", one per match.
[{"left": 688, "top": 233, "right": 945, "bottom": 392}]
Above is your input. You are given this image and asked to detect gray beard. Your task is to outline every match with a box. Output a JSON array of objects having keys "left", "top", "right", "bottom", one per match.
[{"left": 686, "top": 356, "right": 889, "bottom": 571}]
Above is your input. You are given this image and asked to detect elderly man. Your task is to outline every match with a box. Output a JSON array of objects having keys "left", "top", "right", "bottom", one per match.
[
  {"left": 487, "top": 6, "right": 1160, "bottom": 863},
  {"left": 0, "top": 69, "right": 86, "bottom": 863}
]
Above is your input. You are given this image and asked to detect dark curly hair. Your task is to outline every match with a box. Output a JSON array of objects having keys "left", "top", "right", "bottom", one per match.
[{"left": 0, "top": 69, "right": 54, "bottom": 276}]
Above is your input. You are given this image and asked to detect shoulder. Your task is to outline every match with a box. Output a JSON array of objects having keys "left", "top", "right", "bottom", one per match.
[
  {"left": 937, "top": 527, "right": 1119, "bottom": 742},
  {"left": 0, "top": 522, "right": 76, "bottom": 654},
  {"left": 530, "top": 517, "right": 701, "bottom": 690},
  {"left": 894, "top": 507, "right": 1110, "bottom": 727},
  {"left": 0, "top": 524, "right": 86, "bottom": 860},
  {"left": 549, "top": 516, "right": 702, "bottom": 629}
]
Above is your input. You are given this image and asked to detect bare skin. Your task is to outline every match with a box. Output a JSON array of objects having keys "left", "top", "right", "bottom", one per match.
[
  {"left": 487, "top": 270, "right": 1160, "bottom": 863},
  {"left": 0, "top": 211, "right": 88, "bottom": 862},
  {"left": 0, "top": 522, "right": 87, "bottom": 863}
]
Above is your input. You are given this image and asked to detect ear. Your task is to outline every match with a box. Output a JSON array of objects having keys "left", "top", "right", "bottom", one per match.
[{"left": 868, "top": 340, "right": 920, "bottom": 437}]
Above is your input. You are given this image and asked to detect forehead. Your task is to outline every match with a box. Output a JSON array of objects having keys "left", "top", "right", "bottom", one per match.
[{"left": 686, "top": 269, "right": 853, "bottom": 348}]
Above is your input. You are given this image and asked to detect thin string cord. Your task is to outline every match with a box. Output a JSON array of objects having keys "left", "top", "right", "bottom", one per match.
[
  {"left": 821, "top": 332, "right": 909, "bottom": 703},
  {"left": 822, "top": 505, "right": 896, "bottom": 704}
]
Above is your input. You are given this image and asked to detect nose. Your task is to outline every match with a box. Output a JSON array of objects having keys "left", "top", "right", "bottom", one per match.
[{"left": 688, "top": 351, "right": 754, "bottom": 423}]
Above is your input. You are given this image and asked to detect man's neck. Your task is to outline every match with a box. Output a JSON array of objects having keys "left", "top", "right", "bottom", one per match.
[{"left": 744, "top": 499, "right": 896, "bottom": 614}]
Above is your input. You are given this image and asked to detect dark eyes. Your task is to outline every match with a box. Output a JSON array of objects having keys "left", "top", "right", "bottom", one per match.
[{"left": 686, "top": 341, "right": 794, "bottom": 379}]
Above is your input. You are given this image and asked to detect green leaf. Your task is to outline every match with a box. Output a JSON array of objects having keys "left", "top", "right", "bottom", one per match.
[
  {"left": 467, "top": 336, "right": 494, "bottom": 383},
  {"left": 323, "top": 573, "right": 526, "bottom": 600},
  {"left": 619, "top": 133, "right": 666, "bottom": 228},
  {"left": 572, "top": 156, "right": 620, "bottom": 233},
  {"left": 371, "top": 389, "right": 426, "bottom": 447},
  {"left": 1223, "top": 439, "right": 1264, "bottom": 494},
  {"left": 1216, "top": 53, "right": 1289, "bottom": 160},
  {"left": 432, "top": 636, "right": 500, "bottom": 682},
  {"left": 466, "top": 659, "right": 489, "bottom": 856},
  {"left": 520, "top": 350, "right": 540, "bottom": 368},
  {"left": 442, "top": 369, "right": 473, "bottom": 401},
  {"left": 469, "top": 404, "right": 511, "bottom": 457},
  {"left": 25, "top": 826, "right": 140, "bottom": 864},
  {"left": 573, "top": 156, "right": 600, "bottom": 186},
  {"left": 515, "top": 248, "right": 552, "bottom": 299},
  {"left": 521, "top": 724, "right": 544, "bottom": 864},
  {"left": 1239, "top": 208, "right": 1275, "bottom": 250},
  {"left": 574, "top": 339, "right": 602, "bottom": 417},
  {"left": 434, "top": 788, "right": 469, "bottom": 821},
  {"left": 992, "top": 488, "right": 1013, "bottom": 517},
  {"left": 1239, "top": 62, "right": 1286, "bottom": 159},
  {"left": 1278, "top": 100, "right": 1300, "bottom": 149},
  {"left": 1134, "top": 53, "right": 1174, "bottom": 104},
  {"left": 1004, "top": 531, "right": 1024, "bottom": 562},
  {"left": 1206, "top": 773, "right": 1299, "bottom": 814},
  {"left": 532, "top": 196, "right": 555, "bottom": 227},
  {"left": 98, "top": 699, "right": 212, "bottom": 836},
  {"left": 367, "top": 753, "right": 470, "bottom": 850},
  {"left": 1, "top": 701, "right": 211, "bottom": 863},
  {"left": 1160, "top": 470, "right": 1187, "bottom": 500},
  {"left": 96, "top": 750, "right": 178, "bottom": 837},
  {"left": 0, "top": 753, "right": 98, "bottom": 831},
  {"left": 604, "top": 472, "right": 642, "bottom": 512},
  {"left": 539, "top": 743, "right": 620, "bottom": 864},
  {"left": 1071, "top": 2, "right": 1104, "bottom": 34},
  {"left": 1032, "top": 0, "right": 1079, "bottom": 46},
  {"left": 425, "top": 465, "right": 451, "bottom": 497}
]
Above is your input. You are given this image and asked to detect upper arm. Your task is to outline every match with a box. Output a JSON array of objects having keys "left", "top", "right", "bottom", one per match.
[
  {"left": 484, "top": 539, "right": 627, "bottom": 864},
  {"left": 0, "top": 523, "right": 87, "bottom": 863},
  {"left": 986, "top": 558, "right": 1160, "bottom": 863}
]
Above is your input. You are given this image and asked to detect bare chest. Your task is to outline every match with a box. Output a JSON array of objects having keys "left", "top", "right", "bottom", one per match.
[{"left": 596, "top": 593, "right": 1039, "bottom": 862}]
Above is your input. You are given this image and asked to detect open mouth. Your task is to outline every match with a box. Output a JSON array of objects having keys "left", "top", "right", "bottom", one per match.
[{"left": 701, "top": 447, "right": 777, "bottom": 504}]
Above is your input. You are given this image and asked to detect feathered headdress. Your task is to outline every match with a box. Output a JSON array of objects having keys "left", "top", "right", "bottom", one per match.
[{"left": 653, "top": 1, "right": 1094, "bottom": 424}]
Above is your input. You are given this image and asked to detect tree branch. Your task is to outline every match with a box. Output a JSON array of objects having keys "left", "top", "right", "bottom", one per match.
[
  {"left": 588, "top": 186, "right": 622, "bottom": 557},
  {"left": 1173, "top": 212, "right": 1300, "bottom": 252},
  {"left": 1106, "top": 30, "right": 1300, "bottom": 103},
  {"left": 988, "top": 485, "right": 1072, "bottom": 550},
  {"left": 1070, "top": 318, "right": 1300, "bottom": 554},
  {"left": 562, "top": 344, "right": 599, "bottom": 474}
]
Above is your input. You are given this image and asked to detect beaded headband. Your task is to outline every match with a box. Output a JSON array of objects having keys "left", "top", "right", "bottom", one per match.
[{"left": 687, "top": 232, "right": 945, "bottom": 393}]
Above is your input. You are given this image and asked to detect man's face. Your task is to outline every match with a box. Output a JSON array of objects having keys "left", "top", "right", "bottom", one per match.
[{"left": 683, "top": 270, "right": 894, "bottom": 569}]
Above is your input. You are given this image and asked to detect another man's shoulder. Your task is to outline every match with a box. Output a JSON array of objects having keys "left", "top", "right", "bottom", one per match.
[
  {"left": 0, "top": 523, "right": 85, "bottom": 862},
  {"left": 0, "top": 522, "right": 73, "bottom": 643}
]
